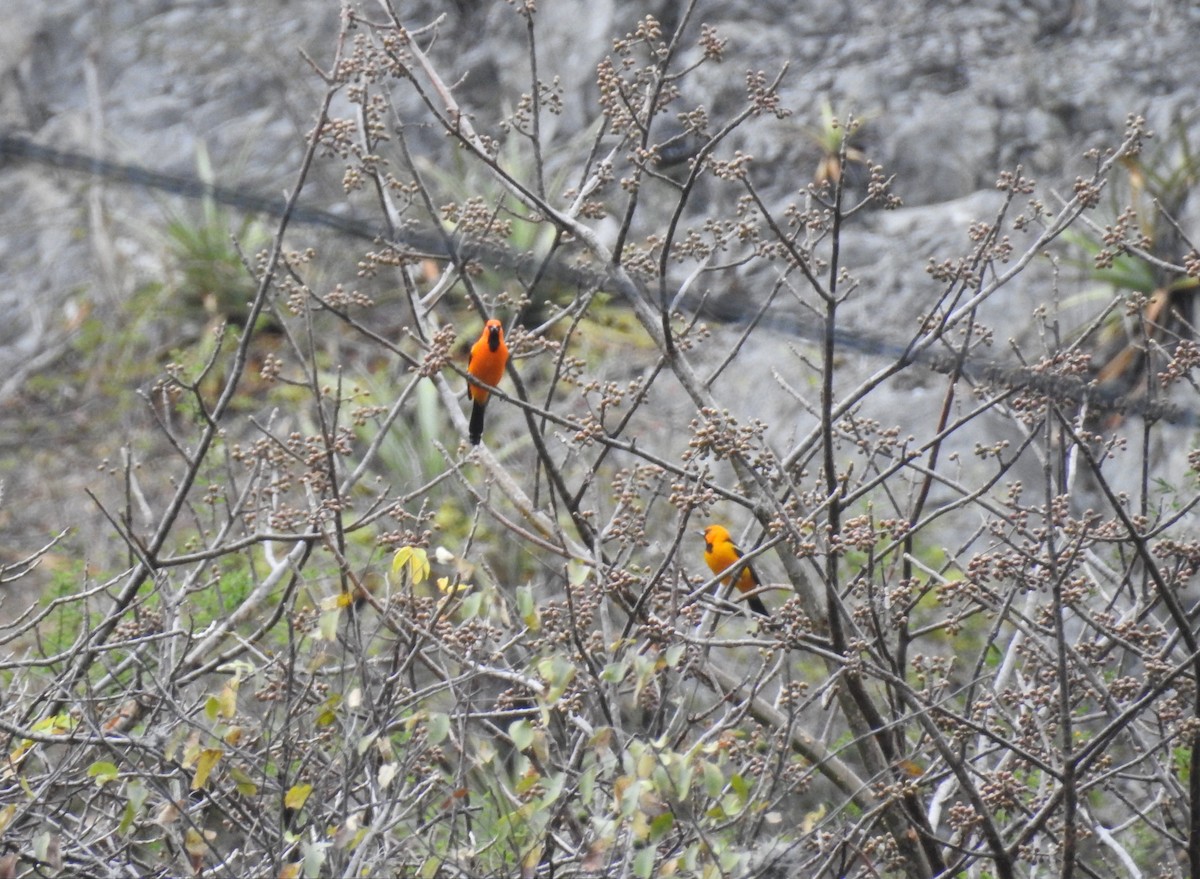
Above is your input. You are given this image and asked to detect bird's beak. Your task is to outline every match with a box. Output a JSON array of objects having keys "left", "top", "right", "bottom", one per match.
[{"left": 693, "top": 529, "right": 706, "bottom": 537}]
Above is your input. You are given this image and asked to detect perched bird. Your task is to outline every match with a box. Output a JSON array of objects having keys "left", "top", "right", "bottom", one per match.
[
  {"left": 466, "top": 318, "right": 509, "bottom": 445},
  {"left": 698, "top": 524, "right": 769, "bottom": 616}
]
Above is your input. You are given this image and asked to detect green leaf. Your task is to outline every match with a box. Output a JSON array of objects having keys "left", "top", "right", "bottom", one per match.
[
  {"left": 460, "top": 591, "right": 484, "bottom": 618},
  {"left": 510, "top": 719, "right": 534, "bottom": 752},
  {"left": 702, "top": 761, "right": 724, "bottom": 798},
  {"left": 318, "top": 606, "right": 341, "bottom": 641},
  {"left": 672, "top": 761, "right": 693, "bottom": 800},
  {"left": 515, "top": 767, "right": 542, "bottom": 794},
  {"left": 579, "top": 764, "right": 597, "bottom": 802},
  {"left": 32, "top": 831, "right": 52, "bottom": 863},
  {"left": 118, "top": 777, "right": 146, "bottom": 835},
  {"left": 118, "top": 799, "right": 136, "bottom": 836},
  {"left": 537, "top": 656, "right": 577, "bottom": 703},
  {"left": 475, "top": 737, "right": 497, "bottom": 766},
  {"left": 568, "top": 558, "right": 591, "bottom": 586},
  {"left": 730, "top": 772, "right": 750, "bottom": 800},
  {"left": 357, "top": 732, "right": 379, "bottom": 755},
  {"left": 428, "top": 712, "right": 451, "bottom": 744},
  {"left": 125, "top": 777, "right": 148, "bottom": 810},
  {"left": 601, "top": 659, "right": 629, "bottom": 684},
  {"left": 649, "top": 811, "right": 674, "bottom": 841},
  {"left": 315, "top": 693, "right": 342, "bottom": 727},
  {"left": 88, "top": 761, "right": 119, "bottom": 786},
  {"left": 634, "top": 846, "right": 656, "bottom": 879},
  {"left": 540, "top": 771, "right": 565, "bottom": 806},
  {"left": 301, "top": 840, "right": 328, "bottom": 879},
  {"left": 230, "top": 765, "right": 259, "bottom": 796},
  {"left": 516, "top": 585, "right": 538, "bottom": 629}
]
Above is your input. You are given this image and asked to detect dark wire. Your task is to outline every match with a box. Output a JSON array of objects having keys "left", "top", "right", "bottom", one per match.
[{"left": 3, "top": 133, "right": 1194, "bottom": 428}]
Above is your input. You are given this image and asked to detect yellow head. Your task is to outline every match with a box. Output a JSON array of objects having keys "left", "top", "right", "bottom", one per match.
[{"left": 700, "top": 524, "right": 731, "bottom": 548}]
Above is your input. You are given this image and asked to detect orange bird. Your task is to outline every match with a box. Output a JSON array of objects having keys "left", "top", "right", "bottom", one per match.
[
  {"left": 698, "top": 524, "right": 769, "bottom": 616},
  {"left": 466, "top": 318, "right": 509, "bottom": 445}
]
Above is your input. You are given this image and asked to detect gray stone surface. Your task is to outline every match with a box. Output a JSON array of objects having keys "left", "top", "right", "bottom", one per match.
[{"left": 1, "top": 0, "right": 1198, "bottom": 553}]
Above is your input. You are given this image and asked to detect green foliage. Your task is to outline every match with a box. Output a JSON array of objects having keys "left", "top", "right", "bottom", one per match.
[
  {"left": 190, "top": 558, "right": 255, "bottom": 627},
  {"left": 161, "top": 143, "right": 271, "bottom": 328},
  {"left": 806, "top": 98, "right": 869, "bottom": 186},
  {"left": 35, "top": 560, "right": 90, "bottom": 660},
  {"left": 1061, "top": 114, "right": 1200, "bottom": 301}
]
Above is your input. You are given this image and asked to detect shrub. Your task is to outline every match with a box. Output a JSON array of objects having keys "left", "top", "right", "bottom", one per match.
[{"left": 2, "top": 5, "right": 1198, "bottom": 878}]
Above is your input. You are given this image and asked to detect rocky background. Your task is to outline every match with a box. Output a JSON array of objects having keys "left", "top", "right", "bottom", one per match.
[{"left": 1, "top": 0, "right": 1198, "bottom": 581}]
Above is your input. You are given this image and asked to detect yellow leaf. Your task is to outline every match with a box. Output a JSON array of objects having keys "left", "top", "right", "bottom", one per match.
[
  {"left": 32, "top": 714, "right": 76, "bottom": 736},
  {"left": 184, "top": 827, "right": 209, "bottom": 857},
  {"left": 185, "top": 828, "right": 217, "bottom": 874},
  {"left": 897, "top": 759, "right": 924, "bottom": 778},
  {"left": 3, "top": 741, "right": 33, "bottom": 777},
  {"left": 392, "top": 545, "right": 413, "bottom": 575},
  {"left": 191, "top": 748, "right": 223, "bottom": 790},
  {"left": 391, "top": 546, "right": 430, "bottom": 585},
  {"left": 181, "top": 731, "right": 203, "bottom": 768},
  {"left": 218, "top": 679, "right": 239, "bottom": 719},
  {"left": 521, "top": 842, "right": 544, "bottom": 877},
  {"left": 437, "top": 576, "right": 471, "bottom": 595},
  {"left": 285, "top": 782, "right": 313, "bottom": 811},
  {"left": 636, "top": 749, "right": 655, "bottom": 779},
  {"left": 800, "top": 802, "right": 827, "bottom": 833}
]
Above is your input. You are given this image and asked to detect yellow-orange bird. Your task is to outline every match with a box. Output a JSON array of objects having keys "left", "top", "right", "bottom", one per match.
[
  {"left": 698, "top": 524, "right": 769, "bottom": 617},
  {"left": 466, "top": 318, "right": 509, "bottom": 445}
]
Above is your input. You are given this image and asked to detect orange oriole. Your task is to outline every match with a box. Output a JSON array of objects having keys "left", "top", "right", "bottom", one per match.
[
  {"left": 698, "top": 524, "right": 769, "bottom": 616},
  {"left": 466, "top": 318, "right": 509, "bottom": 445}
]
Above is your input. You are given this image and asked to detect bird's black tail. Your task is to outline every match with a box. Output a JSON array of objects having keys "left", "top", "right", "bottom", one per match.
[
  {"left": 469, "top": 401, "right": 487, "bottom": 445},
  {"left": 746, "top": 594, "right": 769, "bottom": 617}
]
